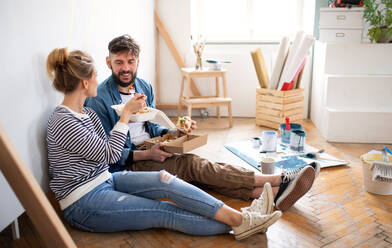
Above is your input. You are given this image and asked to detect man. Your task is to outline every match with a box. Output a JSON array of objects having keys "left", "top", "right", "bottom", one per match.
[{"left": 85, "top": 34, "right": 317, "bottom": 211}]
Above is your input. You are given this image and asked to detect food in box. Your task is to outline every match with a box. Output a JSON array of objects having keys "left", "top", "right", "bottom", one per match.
[{"left": 144, "top": 133, "right": 207, "bottom": 154}]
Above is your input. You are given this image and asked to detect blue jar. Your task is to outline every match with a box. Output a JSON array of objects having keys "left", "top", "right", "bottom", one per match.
[
  {"left": 279, "top": 123, "right": 303, "bottom": 144},
  {"left": 290, "top": 130, "right": 306, "bottom": 152}
]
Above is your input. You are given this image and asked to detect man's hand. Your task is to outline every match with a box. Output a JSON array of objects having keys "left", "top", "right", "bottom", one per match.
[
  {"left": 147, "top": 143, "right": 173, "bottom": 162},
  {"left": 178, "top": 120, "right": 197, "bottom": 134}
]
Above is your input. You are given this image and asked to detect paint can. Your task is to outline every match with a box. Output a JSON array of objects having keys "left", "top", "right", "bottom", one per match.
[
  {"left": 251, "top": 137, "right": 261, "bottom": 148},
  {"left": 290, "top": 130, "right": 306, "bottom": 152},
  {"left": 280, "top": 123, "right": 303, "bottom": 144},
  {"left": 261, "top": 131, "right": 278, "bottom": 152}
]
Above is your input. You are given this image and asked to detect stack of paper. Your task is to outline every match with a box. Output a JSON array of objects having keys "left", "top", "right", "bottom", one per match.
[
  {"left": 269, "top": 36, "right": 290, "bottom": 89},
  {"left": 277, "top": 32, "right": 314, "bottom": 91},
  {"left": 252, "top": 31, "right": 315, "bottom": 91}
]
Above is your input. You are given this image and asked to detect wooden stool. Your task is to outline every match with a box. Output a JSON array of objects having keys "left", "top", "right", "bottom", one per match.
[{"left": 178, "top": 68, "right": 232, "bottom": 127}]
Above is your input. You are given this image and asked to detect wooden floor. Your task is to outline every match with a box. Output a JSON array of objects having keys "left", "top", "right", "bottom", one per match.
[{"left": 1, "top": 118, "right": 392, "bottom": 248}]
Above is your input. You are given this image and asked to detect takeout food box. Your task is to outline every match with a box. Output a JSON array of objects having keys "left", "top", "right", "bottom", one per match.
[{"left": 144, "top": 133, "right": 208, "bottom": 154}]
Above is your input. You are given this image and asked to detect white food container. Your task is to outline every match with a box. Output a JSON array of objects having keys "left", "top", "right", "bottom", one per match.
[{"left": 111, "top": 104, "right": 176, "bottom": 129}]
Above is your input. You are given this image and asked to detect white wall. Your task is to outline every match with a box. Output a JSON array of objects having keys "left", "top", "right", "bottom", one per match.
[
  {"left": 156, "top": 0, "right": 193, "bottom": 107},
  {"left": 0, "top": 0, "right": 155, "bottom": 231}
]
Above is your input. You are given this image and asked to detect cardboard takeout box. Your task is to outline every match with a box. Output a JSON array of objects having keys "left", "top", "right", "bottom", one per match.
[{"left": 144, "top": 133, "right": 208, "bottom": 154}]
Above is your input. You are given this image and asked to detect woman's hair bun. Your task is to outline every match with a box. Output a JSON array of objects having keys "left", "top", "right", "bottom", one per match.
[
  {"left": 46, "top": 48, "right": 94, "bottom": 93},
  {"left": 46, "top": 48, "right": 69, "bottom": 80}
]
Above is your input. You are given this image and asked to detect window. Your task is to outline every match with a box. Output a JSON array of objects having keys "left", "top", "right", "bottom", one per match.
[{"left": 192, "top": 0, "right": 315, "bottom": 42}]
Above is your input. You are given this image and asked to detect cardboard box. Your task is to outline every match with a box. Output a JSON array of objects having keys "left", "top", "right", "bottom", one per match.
[
  {"left": 144, "top": 133, "right": 208, "bottom": 154},
  {"left": 256, "top": 88, "right": 304, "bottom": 129}
]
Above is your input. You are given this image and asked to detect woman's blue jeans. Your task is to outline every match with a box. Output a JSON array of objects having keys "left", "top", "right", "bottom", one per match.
[{"left": 63, "top": 170, "right": 231, "bottom": 235}]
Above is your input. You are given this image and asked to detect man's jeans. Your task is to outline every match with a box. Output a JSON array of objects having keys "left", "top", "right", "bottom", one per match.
[
  {"left": 63, "top": 171, "right": 231, "bottom": 235},
  {"left": 131, "top": 154, "right": 256, "bottom": 200}
]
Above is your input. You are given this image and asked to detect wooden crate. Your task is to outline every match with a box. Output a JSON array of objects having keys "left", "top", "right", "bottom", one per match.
[{"left": 256, "top": 87, "right": 304, "bottom": 129}]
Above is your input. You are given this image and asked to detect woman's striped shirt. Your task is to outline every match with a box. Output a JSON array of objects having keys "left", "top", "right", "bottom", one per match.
[{"left": 47, "top": 105, "right": 128, "bottom": 209}]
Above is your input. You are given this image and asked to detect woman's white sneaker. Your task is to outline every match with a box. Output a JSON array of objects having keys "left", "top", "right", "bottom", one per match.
[
  {"left": 242, "top": 182, "right": 274, "bottom": 215},
  {"left": 232, "top": 211, "right": 282, "bottom": 240}
]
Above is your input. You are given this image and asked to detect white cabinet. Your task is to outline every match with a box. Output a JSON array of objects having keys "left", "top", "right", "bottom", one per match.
[
  {"left": 319, "top": 7, "right": 364, "bottom": 43},
  {"left": 319, "top": 29, "right": 363, "bottom": 43},
  {"left": 319, "top": 8, "right": 364, "bottom": 28},
  {"left": 312, "top": 8, "right": 392, "bottom": 143},
  {"left": 311, "top": 41, "right": 392, "bottom": 143}
]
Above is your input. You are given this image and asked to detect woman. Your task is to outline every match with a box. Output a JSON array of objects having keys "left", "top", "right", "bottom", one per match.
[{"left": 45, "top": 47, "right": 282, "bottom": 240}]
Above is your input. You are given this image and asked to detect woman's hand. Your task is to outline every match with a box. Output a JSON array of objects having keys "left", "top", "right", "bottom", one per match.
[
  {"left": 125, "top": 93, "right": 146, "bottom": 113},
  {"left": 119, "top": 93, "right": 147, "bottom": 124}
]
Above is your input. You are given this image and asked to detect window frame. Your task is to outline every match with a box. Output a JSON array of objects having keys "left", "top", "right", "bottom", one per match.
[{"left": 191, "top": 0, "right": 314, "bottom": 44}]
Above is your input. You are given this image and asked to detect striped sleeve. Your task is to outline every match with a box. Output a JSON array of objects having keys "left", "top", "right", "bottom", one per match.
[{"left": 49, "top": 110, "right": 128, "bottom": 165}]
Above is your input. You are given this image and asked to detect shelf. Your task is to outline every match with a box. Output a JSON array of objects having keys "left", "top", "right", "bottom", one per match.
[
  {"left": 182, "top": 97, "right": 232, "bottom": 108},
  {"left": 325, "top": 108, "right": 392, "bottom": 143},
  {"left": 180, "top": 68, "right": 226, "bottom": 78},
  {"left": 325, "top": 75, "right": 392, "bottom": 109},
  {"left": 311, "top": 41, "right": 392, "bottom": 143},
  {"left": 316, "top": 42, "right": 392, "bottom": 75}
]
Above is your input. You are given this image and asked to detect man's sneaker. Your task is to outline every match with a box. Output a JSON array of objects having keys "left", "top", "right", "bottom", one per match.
[
  {"left": 274, "top": 165, "right": 315, "bottom": 211},
  {"left": 232, "top": 211, "right": 282, "bottom": 240},
  {"left": 283, "top": 162, "right": 320, "bottom": 179},
  {"left": 242, "top": 182, "right": 274, "bottom": 215},
  {"left": 308, "top": 161, "right": 320, "bottom": 178}
]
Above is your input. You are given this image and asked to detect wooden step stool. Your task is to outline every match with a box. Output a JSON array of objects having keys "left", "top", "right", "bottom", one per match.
[{"left": 178, "top": 68, "right": 233, "bottom": 127}]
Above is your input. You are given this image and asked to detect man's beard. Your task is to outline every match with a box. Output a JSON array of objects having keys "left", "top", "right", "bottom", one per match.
[{"left": 112, "top": 69, "right": 137, "bottom": 88}]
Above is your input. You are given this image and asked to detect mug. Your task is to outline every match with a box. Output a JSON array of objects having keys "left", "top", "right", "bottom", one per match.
[{"left": 260, "top": 157, "right": 275, "bottom": 174}]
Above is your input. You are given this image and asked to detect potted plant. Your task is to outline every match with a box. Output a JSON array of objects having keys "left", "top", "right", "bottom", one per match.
[{"left": 363, "top": 0, "right": 392, "bottom": 43}]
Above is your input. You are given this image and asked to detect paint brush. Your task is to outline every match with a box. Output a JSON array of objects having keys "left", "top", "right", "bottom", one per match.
[
  {"left": 384, "top": 146, "right": 392, "bottom": 156},
  {"left": 300, "top": 149, "right": 325, "bottom": 159},
  {"left": 281, "top": 149, "right": 324, "bottom": 159}
]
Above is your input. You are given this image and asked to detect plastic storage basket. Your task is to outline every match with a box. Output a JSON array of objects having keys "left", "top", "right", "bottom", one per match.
[{"left": 361, "top": 152, "right": 392, "bottom": 195}]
